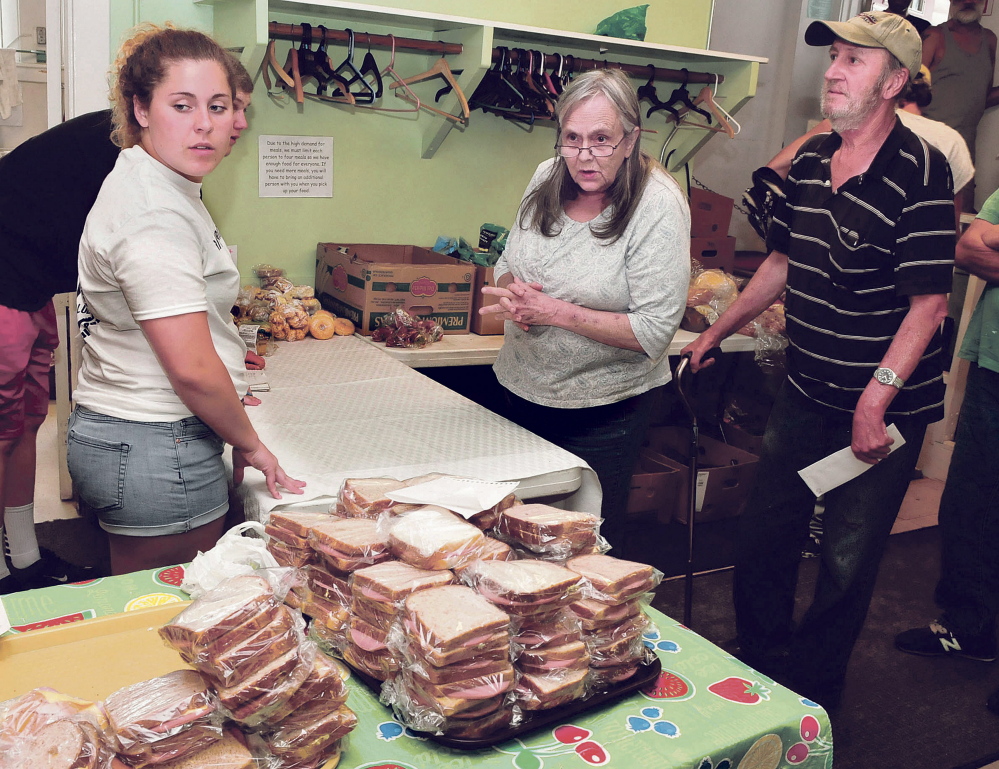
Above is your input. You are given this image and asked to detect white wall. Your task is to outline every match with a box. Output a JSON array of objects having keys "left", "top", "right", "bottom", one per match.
[{"left": 693, "top": 0, "right": 805, "bottom": 250}]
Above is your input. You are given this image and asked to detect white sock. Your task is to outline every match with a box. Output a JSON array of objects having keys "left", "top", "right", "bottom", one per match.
[
  {"left": 4, "top": 504, "right": 41, "bottom": 569},
  {"left": 0, "top": 526, "right": 10, "bottom": 579}
]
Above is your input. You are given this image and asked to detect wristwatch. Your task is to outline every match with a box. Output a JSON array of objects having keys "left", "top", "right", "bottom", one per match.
[{"left": 873, "top": 367, "right": 905, "bottom": 389}]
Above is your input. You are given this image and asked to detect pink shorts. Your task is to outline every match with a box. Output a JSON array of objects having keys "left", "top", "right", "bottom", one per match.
[{"left": 0, "top": 302, "right": 59, "bottom": 441}]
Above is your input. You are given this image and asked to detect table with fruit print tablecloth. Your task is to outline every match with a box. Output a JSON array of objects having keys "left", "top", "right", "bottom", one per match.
[{"left": 1, "top": 568, "right": 833, "bottom": 769}]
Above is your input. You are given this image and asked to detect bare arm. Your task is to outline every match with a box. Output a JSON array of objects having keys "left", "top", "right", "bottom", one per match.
[
  {"left": 681, "top": 250, "right": 789, "bottom": 370},
  {"left": 987, "top": 32, "right": 999, "bottom": 109},
  {"left": 850, "top": 293, "right": 949, "bottom": 463},
  {"left": 767, "top": 120, "right": 832, "bottom": 180},
  {"left": 482, "top": 277, "right": 643, "bottom": 351},
  {"left": 955, "top": 218, "right": 999, "bottom": 281},
  {"left": 141, "top": 312, "right": 305, "bottom": 498},
  {"left": 922, "top": 26, "right": 944, "bottom": 70}
]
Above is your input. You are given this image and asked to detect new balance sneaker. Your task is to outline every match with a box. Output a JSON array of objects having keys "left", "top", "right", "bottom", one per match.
[
  {"left": 8, "top": 547, "right": 98, "bottom": 589},
  {"left": 894, "top": 621, "right": 997, "bottom": 662}
]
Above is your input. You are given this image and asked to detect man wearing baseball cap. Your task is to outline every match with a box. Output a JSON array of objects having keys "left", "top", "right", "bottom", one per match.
[{"left": 684, "top": 12, "right": 955, "bottom": 710}]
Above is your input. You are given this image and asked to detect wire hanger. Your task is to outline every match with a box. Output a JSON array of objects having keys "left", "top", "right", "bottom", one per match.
[{"left": 389, "top": 49, "right": 470, "bottom": 123}]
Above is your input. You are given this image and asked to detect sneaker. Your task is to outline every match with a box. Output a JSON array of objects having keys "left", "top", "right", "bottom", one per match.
[
  {"left": 894, "top": 621, "right": 997, "bottom": 662},
  {"left": 8, "top": 547, "right": 98, "bottom": 589}
]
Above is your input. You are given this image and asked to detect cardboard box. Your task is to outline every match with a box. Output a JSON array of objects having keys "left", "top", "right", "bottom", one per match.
[
  {"left": 644, "top": 426, "right": 759, "bottom": 523},
  {"left": 689, "top": 188, "right": 734, "bottom": 238},
  {"left": 438, "top": 255, "right": 505, "bottom": 336},
  {"left": 722, "top": 421, "right": 766, "bottom": 456},
  {"left": 627, "top": 448, "right": 684, "bottom": 522},
  {"left": 315, "top": 243, "right": 475, "bottom": 335},
  {"left": 691, "top": 236, "right": 736, "bottom": 273}
]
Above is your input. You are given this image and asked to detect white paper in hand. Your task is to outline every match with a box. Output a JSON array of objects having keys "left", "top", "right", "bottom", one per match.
[
  {"left": 797, "top": 423, "right": 906, "bottom": 497},
  {"left": 386, "top": 477, "right": 520, "bottom": 519}
]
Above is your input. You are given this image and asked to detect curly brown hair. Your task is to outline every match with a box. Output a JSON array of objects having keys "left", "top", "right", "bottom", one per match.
[{"left": 110, "top": 24, "right": 238, "bottom": 148}]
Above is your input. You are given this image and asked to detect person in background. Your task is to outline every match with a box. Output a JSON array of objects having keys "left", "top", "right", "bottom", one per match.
[
  {"left": 683, "top": 12, "right": 954, "bottom": 710},
  {"left": 885, "top": 0, "right": 931, "bottom": 36},
  {"left": 894, "top": 186, "right": 999, "bottom": 716},
  {"left": 921, "top": 0, "right": 999, "bottom": 209},
  {"left": 0, "top": 38, "right": 256, "bottom": 593},
  {"left": 70, "top": 25, "right": 303, "bottom": 576},
  {"left": 480, "top": 69, "right": 689, "bottom": 550}
]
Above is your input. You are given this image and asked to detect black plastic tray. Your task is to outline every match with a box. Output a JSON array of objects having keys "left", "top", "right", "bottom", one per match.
[{"left": 347, "top": 655, "right": 662, "bottom": 751}]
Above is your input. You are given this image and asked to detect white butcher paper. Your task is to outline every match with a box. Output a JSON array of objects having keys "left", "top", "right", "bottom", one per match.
[
  {"left": 386, "top": 476, "right": 521, "bottom": 519},
  {"left": 797, "top": 423, "right": 906, "bottom": 497}
]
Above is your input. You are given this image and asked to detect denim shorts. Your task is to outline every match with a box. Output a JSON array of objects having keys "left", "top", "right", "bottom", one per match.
[{"left": 67, "top": 406, "right": 229, "bottom": 536}]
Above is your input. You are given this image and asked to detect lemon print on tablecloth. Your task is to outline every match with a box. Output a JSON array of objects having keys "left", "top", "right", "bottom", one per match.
[
  {"left": 737, "top": 733, "right": 783, "bottom": 769},
  {"left": 124, "top": 592, "right": 184, "bottom": 611}
]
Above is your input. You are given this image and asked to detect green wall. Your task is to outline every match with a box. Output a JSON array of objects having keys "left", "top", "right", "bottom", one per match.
[{"left": 112, "top": 0, "right": 714, "bottom": 286}]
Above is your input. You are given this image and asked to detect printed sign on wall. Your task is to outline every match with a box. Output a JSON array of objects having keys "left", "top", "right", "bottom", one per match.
[{"left": 258, "top": 135, "right": 333, "bottom": 197}]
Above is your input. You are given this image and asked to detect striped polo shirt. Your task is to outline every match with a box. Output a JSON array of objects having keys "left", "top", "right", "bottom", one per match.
[{"left": 767, "top": 118, "right": 955, "bottom": 420}]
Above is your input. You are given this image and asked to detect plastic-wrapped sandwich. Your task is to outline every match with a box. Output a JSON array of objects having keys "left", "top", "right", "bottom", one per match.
[
  {"left": 307, "top": 518, "right": 392, "bottom": 574},
  {"left": 496, "top": 504, "right": 602, "bottom": 558},
  {"left": 265, "top": 510, "right": 340, "bottom": 569},
  {"left": 103, "top": 670, "right": 221, "bottom": 767},
  {"left": 460, "top": 558, "right": 583, "bottom": 616},
  {"left": 0, "top": 688, "right": 115, "bottom": 769},
  {"left": 564, "top": 554, "right": 661, "bottom": 604},
  {"left": 388, "top": 507, "right": 486, "bottom": 571}
]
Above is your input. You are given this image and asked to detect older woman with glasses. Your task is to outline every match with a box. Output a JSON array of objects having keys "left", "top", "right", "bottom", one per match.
[{"left": 481, "top": 68, "right": 690, "bottom": 549}]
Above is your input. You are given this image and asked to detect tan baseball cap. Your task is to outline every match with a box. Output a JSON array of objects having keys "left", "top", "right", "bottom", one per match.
[{"left": 805, "top": 11, "right": 922, "bottom": 81}]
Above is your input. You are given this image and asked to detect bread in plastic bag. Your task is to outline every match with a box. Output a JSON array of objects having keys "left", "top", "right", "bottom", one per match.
[
  {"left": 564, "top": 553, "right": 663, "bottom": 604},
  {"left": 181, "top": 522, "right": 282, "bottom": 600},
  {"left": 103, "top": 670, "right": 222, "bottom": 767},
  {"left": 307, "top": 518, "right": 392, "bottom": 574},
  {"left": 388, "top": 507, "right": 487, "bottom": 571},
  {"left": 459, "top": 558, "right": 583, "bottom": 616},
  {"left": 0, "top": 688, "right": 116, "bottom": 769},
  {"left": 495, "top": 504, "right": 602, "bottom": 559}
]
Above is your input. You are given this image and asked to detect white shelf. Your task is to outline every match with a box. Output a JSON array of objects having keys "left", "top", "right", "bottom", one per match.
[{"left": 207, "top": 0, "right": 763, "bottom": 161}]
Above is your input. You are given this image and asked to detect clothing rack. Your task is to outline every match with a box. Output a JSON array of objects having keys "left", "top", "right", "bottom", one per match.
[
  {"left": 267, "top": 23, "right": 462, "bottom": 56},
  {"left": 267, "top": 22, "right": 723, "bottom": 84},
  {"left": 496, "top": 49, "right": 723, "bottom": 85}
]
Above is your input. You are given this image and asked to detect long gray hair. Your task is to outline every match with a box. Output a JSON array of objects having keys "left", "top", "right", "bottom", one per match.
[{"left": 518, "top": 68, "right": 655, "bottom": 242}]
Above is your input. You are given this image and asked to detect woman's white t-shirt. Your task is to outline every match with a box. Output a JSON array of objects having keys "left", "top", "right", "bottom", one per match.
[{"left": 75, "top": 145, "right": 247, "bottom": 422}]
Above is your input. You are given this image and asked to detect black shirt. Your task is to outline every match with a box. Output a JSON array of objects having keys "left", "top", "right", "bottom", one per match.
[
  {"left": 767, "top": 119, "right": 955, "bottom": 420},
  {"left": 0, "top": 110, "right": 118, "bottom": 312}
]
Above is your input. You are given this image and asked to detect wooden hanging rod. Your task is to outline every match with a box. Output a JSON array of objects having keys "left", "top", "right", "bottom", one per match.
[
  {"left": 267, "top": 22, "right": 723, "bottom": 84},
  {"left": 268, "top": 23, "right": 462, "bottom": 55},
  {"left": 495, "top": 48, "right": 723, "bottom": 85}
]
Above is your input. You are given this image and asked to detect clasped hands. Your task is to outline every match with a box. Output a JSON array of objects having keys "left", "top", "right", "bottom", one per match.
[{"left": 480, "top": 276, "right": 559, "bottom": 331}]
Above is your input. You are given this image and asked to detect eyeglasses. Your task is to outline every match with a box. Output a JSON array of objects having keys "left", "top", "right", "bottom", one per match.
[{"left": 554, "top": 139, "right": 624, "bottom": 158}]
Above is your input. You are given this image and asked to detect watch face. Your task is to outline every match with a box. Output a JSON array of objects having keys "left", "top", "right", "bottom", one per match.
[{"left": 875, "top": 369, "right": 891, "bottom": 384}]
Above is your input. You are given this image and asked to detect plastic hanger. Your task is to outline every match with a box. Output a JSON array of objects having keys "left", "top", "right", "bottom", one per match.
[
  {"left": 548, "top": 53, "right": 566, "bottom": 96},
  {"left": 390, "top": 52, "right": 470, "bottom": 123},
  {"left": 333, "top": 29, "right": 376, "bottom": 104},
  {"left": 349, "top": 34, "right": 422, "bottom": 114},
  {"left": 358, "top": 33, "right": 384, "bottom": 99},
  {"left": 664, "top": 69, "right": 712, "bottom": 124},
  {"left": 638, "top": 65, "right": 676, "bottom": 120},
  {"left": 539, "top": 52, "right": 559, "bottom": 98},
  {"left": 470, "top": 48, "right": 525, "bottom": 117},
  {"left": 310, "top": 26, "right": 355, "bottom": 104}
]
